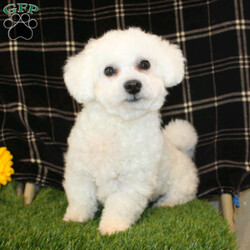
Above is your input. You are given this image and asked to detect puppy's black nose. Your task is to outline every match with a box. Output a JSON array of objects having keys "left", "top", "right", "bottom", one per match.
[{"left": 124, "top": 80, "right": 142, "bottom": 95}]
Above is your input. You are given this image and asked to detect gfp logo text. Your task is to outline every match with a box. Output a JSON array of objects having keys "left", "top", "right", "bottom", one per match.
[{"left": 3, "top": 3, "right": 39, "bottom": 15}]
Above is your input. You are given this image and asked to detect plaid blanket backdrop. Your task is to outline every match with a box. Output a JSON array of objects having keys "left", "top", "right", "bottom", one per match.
[{"left": 0, "top": 0, "right": 249, "bottom": 198}]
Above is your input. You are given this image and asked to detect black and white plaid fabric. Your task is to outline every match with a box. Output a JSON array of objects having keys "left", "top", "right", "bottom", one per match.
[{"left": 0, "top": 0, "right": 249, "bottom": 197}]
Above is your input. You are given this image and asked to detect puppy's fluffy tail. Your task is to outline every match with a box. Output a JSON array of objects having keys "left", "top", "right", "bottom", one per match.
[{"left": 163, "top": 119, "right": 198, "bottom": 158}]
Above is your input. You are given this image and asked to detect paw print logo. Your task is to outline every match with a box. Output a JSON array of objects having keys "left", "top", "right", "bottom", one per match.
[{"left": 3, "top": 13, "right": 38, "bottom": 40}]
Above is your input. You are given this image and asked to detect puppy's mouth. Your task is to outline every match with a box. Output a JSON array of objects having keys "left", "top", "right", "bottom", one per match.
[{"left": 125, "top": 96, "right": 143, "bottom": 103}]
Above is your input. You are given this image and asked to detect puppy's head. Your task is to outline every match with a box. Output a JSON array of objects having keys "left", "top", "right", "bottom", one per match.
[{"left": 64, "top": 28, "right": 185, "bottom": 120}]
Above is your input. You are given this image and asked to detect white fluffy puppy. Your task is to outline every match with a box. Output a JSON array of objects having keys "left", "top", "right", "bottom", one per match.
[{"left": 63, "top": 28, "right": 199, "bottom": 235}]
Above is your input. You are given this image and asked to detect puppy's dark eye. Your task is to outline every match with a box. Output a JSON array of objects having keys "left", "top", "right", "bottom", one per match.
[
  {"left": 104, "top": 66, "right": 116, "bottom": 76},
  {"left": 138, "top": 60, "right": 150, "bottom": 70}
]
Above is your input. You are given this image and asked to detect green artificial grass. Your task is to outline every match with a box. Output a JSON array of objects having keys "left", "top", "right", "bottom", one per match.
[{"left": 0, "top": 182, "right": 237, "bottom": 249}]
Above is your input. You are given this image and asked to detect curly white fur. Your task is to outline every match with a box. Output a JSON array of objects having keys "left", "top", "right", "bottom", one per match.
[{"left": 63, "top": 28, "right": 199, "bottom": 235}]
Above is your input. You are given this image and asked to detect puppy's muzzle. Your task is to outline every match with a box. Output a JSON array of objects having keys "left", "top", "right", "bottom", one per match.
[{"left": 124, "top": 80, "right": 142, "bottom": 95}]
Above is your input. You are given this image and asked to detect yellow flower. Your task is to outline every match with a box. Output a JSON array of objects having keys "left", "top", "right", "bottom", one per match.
[{"left": 0, "top": 147, "right": 14, "bottom": 187}]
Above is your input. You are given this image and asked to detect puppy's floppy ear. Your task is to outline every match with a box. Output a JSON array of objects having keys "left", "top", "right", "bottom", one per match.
[
  {"left": 159, "top": 40, "right": 185, "bottom": 88},
  {"left": 63, "top": 43, "right": 95, "bottom": 104}
]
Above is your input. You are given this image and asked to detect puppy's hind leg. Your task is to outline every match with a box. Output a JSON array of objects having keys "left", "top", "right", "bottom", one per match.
[
  {"left": 155, "top": 143, "right": 199, "bottom": 208},
  {"left": 63, "top": 167, "right": 97, "bottom": 223}
]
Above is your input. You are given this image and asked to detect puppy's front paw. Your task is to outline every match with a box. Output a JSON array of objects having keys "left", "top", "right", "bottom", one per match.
[
  {"left": 99, "top": 217, "right": 130, "bottom": 235},
  {"left": 63, "top": 206, "right": 91, "bottom": 223}
]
